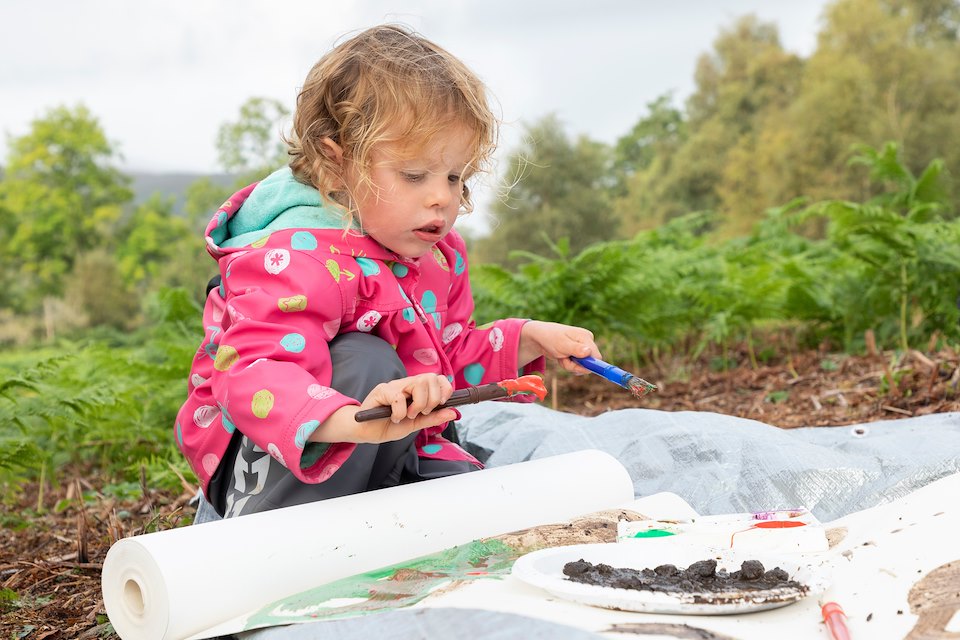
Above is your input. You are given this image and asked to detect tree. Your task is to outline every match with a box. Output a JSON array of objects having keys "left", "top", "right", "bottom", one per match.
[
  {"left": 472, "top": 115, "right": 618, "bottom": 267},
  {"left": 64, "top": 249, "right": 140, "bottom": 330},
  {"left": 0, "top": 105, "right": 132, "bottom": 307},
  {"left": 183, "top": 97, "right": 293, "bottom": 244},
  {"left": 614, "top": 16, "right": 803, "bottom": 236},
  {"left": 215, "top": 97, "right": 290, "bottom": 179},
  {"left": 755, "top": 0, "right": 960, "bottom": 213},
  {"left": 114, "top": 194, "right": 196, "bottom": 290},
  {"left": 611, "top": 94, "right": 686, "bottom": 193},
  {"left": 0, "top": 193, "right": 16, "bottom": 310},
  {"left": 888, "top": 0, "right": 960, "bottom": 40},
  {"left": 183, "top": 177, "right": 232, "bottom": 234}
]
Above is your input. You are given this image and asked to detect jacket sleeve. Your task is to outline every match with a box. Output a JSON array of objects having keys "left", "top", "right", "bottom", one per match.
[
  {"left": 439, "top": 234, "right": 545, "bottom": 389},
  {"left": 209, "top": 247, "right": 360, "bottom": 484}
]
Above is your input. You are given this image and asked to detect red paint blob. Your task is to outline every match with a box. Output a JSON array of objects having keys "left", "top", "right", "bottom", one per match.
[
  {"left": 753, "top": 520, "right": 807, "bottom": 529},
  {"left": 498, "top": 375, "right": 548, "bottom": 401}
]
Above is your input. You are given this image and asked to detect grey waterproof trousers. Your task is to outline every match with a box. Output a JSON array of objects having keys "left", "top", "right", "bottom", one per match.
[{"left": 199, "top": 332, "right": 476, "bottom": 520}]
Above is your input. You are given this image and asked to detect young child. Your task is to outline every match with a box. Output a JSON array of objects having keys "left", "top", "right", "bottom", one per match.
[{"left": 177, "top": 25, "right": 600, "bottom": 518}]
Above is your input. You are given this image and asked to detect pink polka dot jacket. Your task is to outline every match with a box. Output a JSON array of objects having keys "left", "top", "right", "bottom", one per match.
[{"left": 175, "top": 168, "right": 545, "bottom": 493}]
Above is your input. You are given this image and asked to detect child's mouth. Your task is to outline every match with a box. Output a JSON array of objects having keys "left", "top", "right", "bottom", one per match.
[{"left": 414, "top": 224, "right": 443, "bottom": 241}]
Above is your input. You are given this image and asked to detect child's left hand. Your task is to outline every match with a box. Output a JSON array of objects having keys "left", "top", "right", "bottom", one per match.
[{"left": 518, "top": 320, "right": 600, "bottom": 374}]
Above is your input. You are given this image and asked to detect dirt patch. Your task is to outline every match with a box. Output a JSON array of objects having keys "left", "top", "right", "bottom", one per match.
[
  {"left": 494, "top": 509, "right": 646, "bottom": 552},
  {"left": 906, "top": 560, "right": 960, "bottom": 638},
  {"left": 1, "top": 478, "right": 194, "bottom": 639},
  {"left": 550, "top": 347, "right": 960, "bottom": 428}
]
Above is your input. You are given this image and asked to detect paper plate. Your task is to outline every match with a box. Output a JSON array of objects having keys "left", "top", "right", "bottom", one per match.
[{"left": 511, "top": 542, "right": 832, "bottom": 615}]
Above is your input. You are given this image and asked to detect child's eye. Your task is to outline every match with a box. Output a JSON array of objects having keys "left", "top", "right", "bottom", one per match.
[
  {"left": 401, "top": 172, "right": 425, "bottom": 183},
  {"left": 448, "top": 174, "right": 461, "bottom": 184}
]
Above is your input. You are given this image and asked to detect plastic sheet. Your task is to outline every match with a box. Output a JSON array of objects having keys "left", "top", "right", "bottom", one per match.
[{"left": 457, "top": 403, "right": 960, "bottom": 521}]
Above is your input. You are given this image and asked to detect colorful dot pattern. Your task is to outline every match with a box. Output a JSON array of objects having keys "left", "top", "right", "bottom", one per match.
[{"left": 176, "top": 181, "right": 543, "bottom": 491}]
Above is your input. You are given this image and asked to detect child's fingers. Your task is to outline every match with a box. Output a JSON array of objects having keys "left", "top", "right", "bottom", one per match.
[
  {"left": 555, "top": 329, "right": 598, "bottom": 363},
  {"left": 364, "top": 374, "right": 452, "bottom": 423},
  {"left": 412, "top": 407, "right": 457, "bottom": 430},
  {"left": 560, "top": 357, "right": 591, "bottom": 374},
  {"left": 406, "top": 382, "right": 428, "bottom": 419},
  {"left": 385, "top": 387, "right": 411, "bottom": 424},
  {"left": 569, "top": 328, "right": 597, "bottom": 354},
  {"left": 363, "top": 381, "right": 407, "bottom": 424},
  {"left": 404, "top": 374, "right": 450, "bottom": 418},
  {"left": 555, "top": 328, "right": 602, "bottom": 374},
  {"left": 565, "top": 358, "right": 592, "bottom": 375},
  {"left": 542, "top": 325, "right": 594, "bottom": 357},
  {"left": 368, "top": 405, "right": 457, "bottom": 443}
]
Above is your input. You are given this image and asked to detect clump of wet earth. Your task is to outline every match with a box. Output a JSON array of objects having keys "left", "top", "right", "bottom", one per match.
[{"left": 562, "top": 558, "right": 805, "bottom": 596}]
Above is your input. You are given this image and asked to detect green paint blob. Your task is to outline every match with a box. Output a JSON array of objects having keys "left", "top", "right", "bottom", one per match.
[
  {"left": 631, "top": 529, "right": 676, "bottom": 538},
  {"left": 244, "top": 538, "right": 520, "bottom": 629}
]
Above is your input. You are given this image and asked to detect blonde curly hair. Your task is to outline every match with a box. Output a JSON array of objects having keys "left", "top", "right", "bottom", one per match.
[{"left": 286, "top": 24, "right": 498, "bottom": 217}]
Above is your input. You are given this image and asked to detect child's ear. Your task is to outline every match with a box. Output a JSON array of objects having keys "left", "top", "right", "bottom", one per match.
[{"left": 321, "top": 137, "right": 344, "bottom": 165}]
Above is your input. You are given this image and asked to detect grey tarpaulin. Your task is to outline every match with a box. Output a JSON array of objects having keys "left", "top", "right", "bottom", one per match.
[
  {"left": 234, "top": 608, "right": 604, "bottom": 640},
  {"left": 216, "top": 405, "right": 960, "bottom": 639},
  {"left": 456, "top": 403, "right": 960, "bottom": 522}
]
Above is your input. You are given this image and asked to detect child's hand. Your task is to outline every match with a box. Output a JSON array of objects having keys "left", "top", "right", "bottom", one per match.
[
  {"left": 355, "top": 374, "right": 458, "bottom": 443},
  {"left": 518, "top": 320, "right": 601, "bottom": 374},
  {"left": 309, "top": 373, "right": 457, "bottom": 446}
]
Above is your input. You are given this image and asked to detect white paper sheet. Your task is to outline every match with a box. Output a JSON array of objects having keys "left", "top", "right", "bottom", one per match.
[
  {"left": 101, "top": 449, "right": 634, "bottom": 640},
  {"left": 414, "top": 471, "right": 960, "bottom": 639}
]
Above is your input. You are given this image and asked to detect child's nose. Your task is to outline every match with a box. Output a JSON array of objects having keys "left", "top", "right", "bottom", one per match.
[{"left": 426, "top": 178, "right": 454, "bottom": 208}]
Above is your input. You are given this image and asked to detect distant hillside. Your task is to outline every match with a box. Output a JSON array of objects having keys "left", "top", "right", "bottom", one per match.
[{"left": 129, "top": 172, "right": 238, "bottom": 212}]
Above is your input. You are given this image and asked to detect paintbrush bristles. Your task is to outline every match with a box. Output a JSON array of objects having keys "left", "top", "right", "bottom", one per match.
[{"left": 627, "top": 376, "right": 657, "bottom": 399}]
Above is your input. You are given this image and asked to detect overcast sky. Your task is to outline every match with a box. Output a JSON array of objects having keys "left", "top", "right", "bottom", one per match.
[{"left": 1, "top": 1, "right": 832, "bottom": 226}]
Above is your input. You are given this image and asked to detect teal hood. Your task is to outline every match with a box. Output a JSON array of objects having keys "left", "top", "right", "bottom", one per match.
[{"left": 210, "top": 167, "right": 352, "bottom": 249}]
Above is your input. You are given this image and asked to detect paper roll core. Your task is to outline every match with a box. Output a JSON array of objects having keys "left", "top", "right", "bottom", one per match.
[{"left": 123, "top": 579, "right": 145, "bottom": 617}]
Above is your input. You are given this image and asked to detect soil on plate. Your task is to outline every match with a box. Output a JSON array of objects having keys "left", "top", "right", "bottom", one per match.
[{"left": 562, "top": 557, "right": 805, "bottom": 597}]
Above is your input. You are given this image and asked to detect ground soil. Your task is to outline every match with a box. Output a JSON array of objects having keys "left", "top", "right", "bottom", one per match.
[{"left": 3, "top": 346, "right": 959, "bottom": 638}]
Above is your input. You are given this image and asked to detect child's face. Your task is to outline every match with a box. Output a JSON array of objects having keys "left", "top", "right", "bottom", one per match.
[{"left": 348, "top": 127, "right": 473, "bottom": 259}]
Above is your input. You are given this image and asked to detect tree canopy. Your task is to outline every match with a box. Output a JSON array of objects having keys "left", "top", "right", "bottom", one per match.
[
  {"left": 481, "top": 0, "right": 960, "bottom": 255},
  {"left": 2, "top": 0, "right": 959, "bottom": 342},
  {"left": 472, "top": 114, "right": 619, "bottom": 267},
  {"left": 0, "top": 105, "right": 132, "bottom": 306}
]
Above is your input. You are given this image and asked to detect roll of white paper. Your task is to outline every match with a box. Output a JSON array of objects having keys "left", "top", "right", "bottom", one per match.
[{"left": 102, "top": 449, "right": 633, "bottom": 640}]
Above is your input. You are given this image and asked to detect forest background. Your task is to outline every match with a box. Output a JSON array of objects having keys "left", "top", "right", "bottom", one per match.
[{"left": 2, "top": 0, "right": 960, "bottom": 502}]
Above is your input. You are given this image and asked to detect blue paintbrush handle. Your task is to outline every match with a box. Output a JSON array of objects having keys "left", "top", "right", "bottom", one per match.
[{"left": 571, "top": 355, "right": 632, "bottom": 388}]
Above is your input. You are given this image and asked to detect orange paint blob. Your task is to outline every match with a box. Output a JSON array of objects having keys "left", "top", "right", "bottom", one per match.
[{"left": 498, "top": 375, "right": 548, "bottom": 401}]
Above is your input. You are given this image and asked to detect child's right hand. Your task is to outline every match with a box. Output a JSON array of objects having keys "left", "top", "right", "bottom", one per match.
[
  {"left": 308, "top": 373, "right": 457, "bottom": 445},
  {"left": 355, "top": 373, "right": 458, "bottom": 442}
]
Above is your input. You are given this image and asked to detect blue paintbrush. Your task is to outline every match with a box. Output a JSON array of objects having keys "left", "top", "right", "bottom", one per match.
[{"left": 571, "top": 355, "right": 657, "bottom": 398}]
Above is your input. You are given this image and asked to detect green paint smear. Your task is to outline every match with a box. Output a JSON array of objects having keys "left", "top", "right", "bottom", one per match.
[
  {"left": 631, "top": 529, "right": 675, "bottom": 538},
  {"left": 245, "top": 537, "right": 520, "bottom": 628}
]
